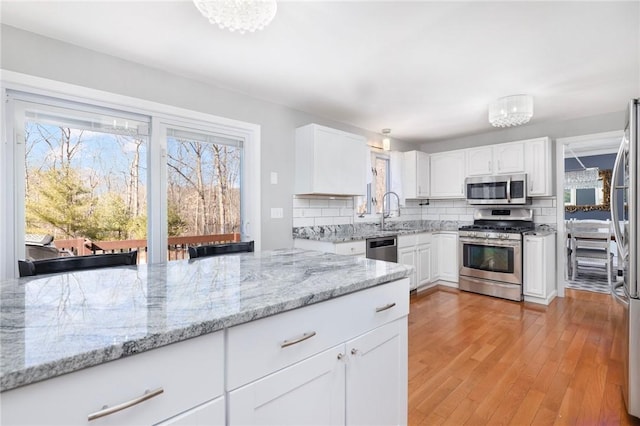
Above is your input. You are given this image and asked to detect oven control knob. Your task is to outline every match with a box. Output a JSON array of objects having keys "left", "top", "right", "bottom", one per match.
[
  {"left": 501, "top": 233, "right": 508, "bottom": 239},
  {"left": 484, "top": 233, "right": 490, "bottom": 239}
]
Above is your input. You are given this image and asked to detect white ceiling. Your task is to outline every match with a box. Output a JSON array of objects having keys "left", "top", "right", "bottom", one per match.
[{"left": 1, "top": 1, "right": 639, "bottom": 144}]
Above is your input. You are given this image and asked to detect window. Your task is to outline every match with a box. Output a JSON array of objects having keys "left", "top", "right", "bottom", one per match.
[
  {"left": 15, "top": 97, "right": 149, "bottom": 262},
  {"left": 2, "top": 83, "right": 260, "bottom": 278},
  {"left": 165, "top": 127, "right": 243, "bottom": 260},
  {"left": 357, "top": 151, "right": 390, "bottom": 216}
]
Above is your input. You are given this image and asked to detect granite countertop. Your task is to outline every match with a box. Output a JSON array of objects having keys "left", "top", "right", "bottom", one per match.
[
  {"left": 0, "top": 249, "right": 411, "bottom": 392},
  {"left": 293, "top": 220, "right": 465, "bottom": 243}
]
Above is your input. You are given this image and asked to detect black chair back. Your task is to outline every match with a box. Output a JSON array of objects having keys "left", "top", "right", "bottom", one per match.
[
  {"left": 18, "top": 251, "right": 138, "bottom": 277},
  {"left": 188, "top": 241, "right": 254, "bottom": 259}
]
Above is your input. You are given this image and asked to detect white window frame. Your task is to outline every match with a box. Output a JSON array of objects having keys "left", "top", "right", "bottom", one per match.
[
  {"left": 355, "top": 149, "right": 390, "bottom": 221},
  {"left": 1, "top": 70, "right": 261, "bottom": 278}
]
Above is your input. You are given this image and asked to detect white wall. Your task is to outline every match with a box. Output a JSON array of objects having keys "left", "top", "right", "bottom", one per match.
[
  {"left": 1, "top": 25, "right": 617, "bottom": 246},
  {"left": 293, "top": 197, "right": 557, "bottom": 227},
  {"left": 420, "top": 111, "right": 625, "bottom": 154},
  {"left": 0, "top": 25, "right": 414, "bottom": 250}
]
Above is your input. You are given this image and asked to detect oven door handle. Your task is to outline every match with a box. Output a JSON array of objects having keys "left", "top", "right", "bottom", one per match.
[
  {"left": 506, "top": 177, "right": 511, "bottom": 203},
  {"left": 459, "top": 238, "right": 521, "bottom": 248}
]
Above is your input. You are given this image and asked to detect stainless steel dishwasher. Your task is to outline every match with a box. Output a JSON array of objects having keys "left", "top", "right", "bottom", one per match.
[{"left": 366, "top": 236, "right": 398, "bottom": 263}]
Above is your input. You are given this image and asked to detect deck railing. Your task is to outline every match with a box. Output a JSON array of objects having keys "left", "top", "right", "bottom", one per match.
[{"left": 54, "top": 233, "right": 241, "bottom": 263}]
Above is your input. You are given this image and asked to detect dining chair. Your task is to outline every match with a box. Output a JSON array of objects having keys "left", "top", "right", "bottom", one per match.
[
  {"left": 18, "top": 251, "right": 138, "bottom": 277},
  {"left": 188, "top": 241, "right": 254, "bottom": 259},
  {"left": 570, "top": 220, "right": 614, "bottom": 286}
]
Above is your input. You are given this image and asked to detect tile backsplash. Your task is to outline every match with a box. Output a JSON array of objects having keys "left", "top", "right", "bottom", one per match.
[{"left": 292, "top": 196, "right": 557, "bottom": 227}]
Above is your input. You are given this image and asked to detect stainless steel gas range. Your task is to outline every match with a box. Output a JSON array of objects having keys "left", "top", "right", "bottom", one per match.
[{"left": 458, "top": 208, "right": 534, "bottom": 302}]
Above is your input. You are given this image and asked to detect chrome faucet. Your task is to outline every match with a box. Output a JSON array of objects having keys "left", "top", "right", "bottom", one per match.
[{"left": 380, "top": 191, "right": 400, "bottom": 230}]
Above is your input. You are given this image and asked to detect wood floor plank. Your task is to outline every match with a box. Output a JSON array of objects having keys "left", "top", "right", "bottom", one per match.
[{"left": 408, "top": 287, "right": 640, "bottom": 426}]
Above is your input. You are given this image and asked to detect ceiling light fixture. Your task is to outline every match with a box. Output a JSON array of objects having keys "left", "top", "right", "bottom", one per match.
[
  {"left": 193, "top": 0, "right": 277, "bottom": 34},
  {"left": 488, "top": 94, "right": 534, "bottom": 127},
  {"left": 382, "top": 129, "right": 391, "bottom": 151}
]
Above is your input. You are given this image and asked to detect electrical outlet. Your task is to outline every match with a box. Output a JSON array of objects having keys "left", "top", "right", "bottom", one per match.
[{"left": 270, "top": 172, "right": 278, "bottom": 185}]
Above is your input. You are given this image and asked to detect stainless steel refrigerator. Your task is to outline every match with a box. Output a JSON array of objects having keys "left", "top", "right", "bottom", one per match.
[{"left": 611, "top": 98, "right": 639, "bottom": 419}]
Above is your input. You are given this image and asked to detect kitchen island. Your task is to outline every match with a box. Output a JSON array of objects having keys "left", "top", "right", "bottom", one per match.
[{"left": 0, "top": 248, "right": 411, "bottom": 425}]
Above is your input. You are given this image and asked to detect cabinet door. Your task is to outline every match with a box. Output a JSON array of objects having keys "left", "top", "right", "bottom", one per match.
[
  {"left": 431, "top": 234, "right": 441, "bottom": 279},
  {"left": 228, "top": 345, "right": 345, "bottom": 425},
  {"left": 346, "top": 318, "right": 408, "bottom": 426},
  {"left": 465, "top": 147, "right": 493, "bottom": 176},
  {"left": 416, "top": 151, "right": 430, "bottom": 197},
  {"left": 525, "top": 137, "right": 553, "bottom": 196},
  {"left": 402, "top": 151, "right": 430, "bottom": 199},
  {"left": 398, "top": 246, "right": 417, "bottom": 290},
  {"left": 494, "top": 142, "right": 524, "bottom": 174},
  {"left": 295, "top": 124, "right": 366, "bottom": 196},
  {"left": 523, "top": 236, "right": 545, "bottom": 298},
  {"left": 430, "top": 151, "right": 465, "bottom": 198},
  {"left": 416, "top": 243, "right": 432, "bottom": 287},
  {"left": 438, "top": 233, "right": 459, "bottom": 283}
]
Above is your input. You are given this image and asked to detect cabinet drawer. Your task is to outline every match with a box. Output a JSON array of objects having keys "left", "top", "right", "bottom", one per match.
[
  {"left": 334, "top": 240, "right": 365, "bottom": 256},
  {"left": 227, "top": 278, "right": 409, "bottom": 390},
  {"left": 398, "top": 234, "right": 417, "bottom": 248},
  {"left": 1, "top": 332, "right": 223, "bottom": 426},
  {"left": 417, "top": 232, "right": 432, "bottom": 245}
]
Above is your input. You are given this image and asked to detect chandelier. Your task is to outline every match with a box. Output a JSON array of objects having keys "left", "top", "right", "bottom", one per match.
[
  {"left": 488, "top": 94, "right": 534, "bottom": 127},
  {"left": 565, "top": 168, "right": 601, "bottom": 189},
  {"left": 193, "top": 0, "right": 277, "bottom": 34}
]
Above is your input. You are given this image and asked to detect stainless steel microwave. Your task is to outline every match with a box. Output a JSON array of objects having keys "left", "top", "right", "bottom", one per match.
[{"left": 465, "top": 173, "right": 527, "bottom": 205}]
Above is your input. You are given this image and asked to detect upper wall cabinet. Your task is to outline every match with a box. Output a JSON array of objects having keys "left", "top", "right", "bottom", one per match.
[
  {"left": 430, "top": 150, "right": 466, "bottom": 198},
  {"left": 465, "top": 142, "right": 524, "bottom": 176},
  {"left": 524, "top": 137, "right": 553, "bottom": 197},
  {"left": 295, "top": 124, "right": 367, "bottom": 196},
  {"left": 403, "top": 150, "right": 430, "bottom": 199}
]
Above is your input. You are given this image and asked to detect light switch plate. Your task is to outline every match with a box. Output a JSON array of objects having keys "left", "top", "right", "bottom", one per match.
[
  {"left": 271, "top": 207, "right": 283, "bottom": 219},
  {"left": 270, "top": 172, "right": 278, "bottom": 185}
]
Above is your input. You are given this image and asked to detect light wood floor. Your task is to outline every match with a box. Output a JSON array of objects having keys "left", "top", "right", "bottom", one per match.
[{"left": 408, "top": 286, "right": 640, "bottom": 426}]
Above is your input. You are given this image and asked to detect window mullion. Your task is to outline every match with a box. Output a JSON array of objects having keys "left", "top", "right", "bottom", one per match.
[{"left": 148, "top": 118, "right": 168, "bottom": 264}]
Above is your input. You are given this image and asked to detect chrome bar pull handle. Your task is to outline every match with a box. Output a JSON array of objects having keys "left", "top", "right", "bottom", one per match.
[
  {"left": 281, "top": 331, "right": 316, "bottom": 348},
  {"left": 351, "top": 348, "right": 358, "bottom": 355},
  {"left": 611, "top": 137, "right": 626, "bottom": 259},
  {"left": 506, "top": 177, "right": 512, "bottom": 203},
  {"left": 88, "top": 387, "right": 164, "bottom": 421},
  {"left": 375, "top": 302, "right": 396, "bottom": 313}
]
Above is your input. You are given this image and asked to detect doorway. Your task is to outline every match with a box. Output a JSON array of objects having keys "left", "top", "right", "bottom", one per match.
[{"left": 556, "top": 131, "right": 623, "bottom": 296}]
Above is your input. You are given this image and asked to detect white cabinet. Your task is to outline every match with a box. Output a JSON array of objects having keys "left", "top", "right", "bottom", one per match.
[
  {"left": 345, "top": 318, "right": 408, "bottom": 426},
  {"left": 294, "top": 239, "right": 366, "bottom": 258},
  {"left": 523, "top": 232, "right": 557, "bottom": 305},
  {"left": 229, "top": 318, "right": 407, "bottom": 426},
  {"left": 228, "top": 345, "right": 345, "bottom": 425},
  {"left": 398, "top": 245, "right": 417, "bottom": 290},
  {"left": 227, "top": 279, "right": 409, "bottom": 426},
  {"left": 465, "top": 142, "right": 524, "bottom": 176},
  {"left": 524, "top": 137, "right": 554, "bottom": 197},
  {"left": 430, "top": 150, "right": 466, "bottom": 198},
  {"left": 493, "top": 142, "right": 525, "bottom": 174},
  {"left": 295, "top": 124, "right": 367, "bottom": 196},
  {"left": 1, "top": 332, "right": 224, "bottom": 426},
  {"left": 432, "top": 232, "right": 459, "bottom": 285},
  {"left": 398, "top": 233, "right": 433, "bottom": 291},
  {"left": 403, "top": 150, "right": 430, "bottom": 199},
  {"left": 416, "top": 243, "right": 432, "bottom": 286},
  {"left": 465, "top": 146, "right": 493, "bottom": 176}
]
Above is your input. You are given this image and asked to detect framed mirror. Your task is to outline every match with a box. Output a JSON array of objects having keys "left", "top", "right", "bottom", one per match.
[{"left": 564, "top": 169, "right": 611, "bottom": 212}]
